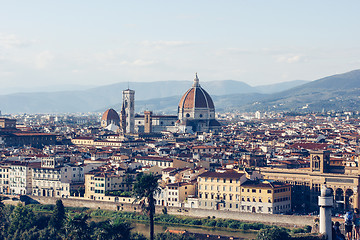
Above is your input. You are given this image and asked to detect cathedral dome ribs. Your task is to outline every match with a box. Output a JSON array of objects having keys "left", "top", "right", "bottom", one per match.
[
  {"left": 101, "top": 108, "right": 120, "bottom": 122},
  {"left": 177, "top": 73, "right": 220, "bottom": 132},
  {"left": 101, "top": 108, "right": 120, "bottom": 128},
  {"left": 178, "top": 74, "right": 215, "bottom": 111}
]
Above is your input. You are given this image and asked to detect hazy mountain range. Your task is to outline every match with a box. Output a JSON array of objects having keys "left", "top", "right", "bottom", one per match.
[
  {"left": 1, "top": 69, "right": 360, "bottom": 114},
  {"left": 240, "top": 69, "right": 360, "bottom": 112},
  {"left": 0, "top": 79, "right": 307, "bottom": 114}
]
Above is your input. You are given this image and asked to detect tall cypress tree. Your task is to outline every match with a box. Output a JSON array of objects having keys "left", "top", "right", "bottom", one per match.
[{"left": 50, "top": 199, "right": 66, "bottom": 231}]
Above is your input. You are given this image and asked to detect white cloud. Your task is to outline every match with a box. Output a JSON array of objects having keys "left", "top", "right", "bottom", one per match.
[
  {"left": 0, "top": 33, "right": 31, "bottom": 49},
  {"left": 176, "top": 14, "right": 197, "bottom": 20},
  {"left": 277, "top": 55, "right": 303, "bottom": 63},
  {"left": 219, "top": 48, "right": 254, "bottom": 55},
  {"left": 120, "top": 59, "right": 156, "bottom": 66},
  {"left": 0, "top": 71, "right": 14, "bottom": 76},
  {"left": 35, "top": 51, "right": 54, "bottom": 69},
  {"left": 132, "top": 59, "right": 155, "bottom": 66},
  {"left": 123, "top": 24, "right": 138, "bottom": 29},
  {"left": 141, "top": 40, "right": 192, "bottom": 48},
  {"left": 216, "top": 47, "right": 289, "bottom": 57}
]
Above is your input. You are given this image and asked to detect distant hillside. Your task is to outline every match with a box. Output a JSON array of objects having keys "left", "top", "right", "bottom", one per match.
[
  {"left": 240, "top": 69, "right": 360, "bottom": 112},
  {"left": 6, "top": 68, "right": 359, "bottom": 114},
  {"left": 101, "top": 92, "right": 269, "bottom": 115},
  {"left": 254, "top": 80, "right": 309, "bottom": 94},
  {"left": 0, "top": 79, "right": 304, "bottom": 114}
]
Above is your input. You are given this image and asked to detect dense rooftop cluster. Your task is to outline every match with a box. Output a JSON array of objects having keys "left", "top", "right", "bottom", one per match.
[{"left": 1, "top": 111, "right": 360, "bottom": 214}]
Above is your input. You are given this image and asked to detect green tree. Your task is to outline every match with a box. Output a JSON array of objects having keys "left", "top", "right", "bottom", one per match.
[
  {"left": 155, "top": 232, "right": 195, "bottom": 240},
  {"left": 78, "top": 186, "right": 85, "bottom": 197},
  {"left": 0, "top": 196, "right": 4, "bottom": 215},
  {"left": 131, "top": 232, "right": 148, "bottom": 240},
  {"left": 162, "top": 207, "right": 168, "bottom": 215},
  {"left": 124, "top": 173, "right": 134, "bottom": 191},
  {"left": 0, "top": 196, "right": 5, "bottom": 237},
  {"left": 65, "top": 214, "right": 91, "bottom": 240},
  {"left": 133, "top": 173, "right": 161, "bottom": 240},
  {"left": 19, "top": 226, "right": 62, "bottom": 240},
  {"left": 34, "top": 214, "right": 51, "bottom": 230},
  {"left": 50, "top": 199, "right": 66, "bottom": 231},
  {"left": 95, "top": 219, "right": 133, "bottom": 240},
  {"left": 8, "top": 203, "right": 36, "bottom": 235},
  {"left": 256, "top": 227, "right": 290, "bottom": 240}
]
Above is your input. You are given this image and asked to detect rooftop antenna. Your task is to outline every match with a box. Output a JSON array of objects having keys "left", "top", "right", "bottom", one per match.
[{"left": 127, "top": 81, "right": 130, "bottom": 90}]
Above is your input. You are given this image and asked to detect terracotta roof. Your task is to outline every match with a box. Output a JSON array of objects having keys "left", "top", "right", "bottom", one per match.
[
  {"left": 198, "top": 170, "right": 244, "bottom": 179},
  {"left": 101, "top": 108, "right": 120, "bottom": 122},
  {"left": 162, "top": 167, "right": 177, "bottom": 172},
  {"left": 135, "top": 156, "right": 173, "bottom": 162},
  {"left": 12, "top": 132, "right": 56, "bottom": 136},
  {"left": 178, "top": 84, "right": 215, "bottom": 109},
  {"left": 241, "top": 180, "right": 291, "bottom": 189},
  {"left": 289, "top": 142, "right": 328, "bottom": 150},
  {"left": 167, "top": 182, "right": 193, "bottom": 187}
]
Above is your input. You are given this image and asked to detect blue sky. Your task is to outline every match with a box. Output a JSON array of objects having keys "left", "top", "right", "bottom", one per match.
[{"left": 0, "top": 1, "right": 359, "bottom": 94}]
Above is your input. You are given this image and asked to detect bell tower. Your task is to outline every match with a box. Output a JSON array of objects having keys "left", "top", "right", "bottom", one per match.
[
  {"left": 310, "top": 150, "right": 330, "bottom": 173},
  {"left": 122, "top": 89, "right": 135, "bottom": 133},
  {"left": 144, "top": 111, "right": 153, "bottom": 133}
]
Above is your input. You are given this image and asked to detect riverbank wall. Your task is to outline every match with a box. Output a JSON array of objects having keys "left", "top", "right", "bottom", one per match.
[{"left": 3, "top": 195, "right": 314, "bottom": 228}]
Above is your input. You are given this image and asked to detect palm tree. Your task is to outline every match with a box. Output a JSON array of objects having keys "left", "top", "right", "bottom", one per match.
[{"left": 133, "top": 173, "right": 161, "bottom": 240}]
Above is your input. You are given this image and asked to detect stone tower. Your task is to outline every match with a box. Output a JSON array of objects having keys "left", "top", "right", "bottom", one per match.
[
  {"left": 122, "top": 89, "right": 135, "bottom": 133},
  {"left": 119, "top": 102, "right": 127, "bottom": 134},
  {"left": 318, "top": 186, "right": 333, "bottom": 240},
  {"left": 310, "top": 150, "right": 330, "bottom": 173},
  {"left": 144, "top": 111, "right": 153, "bottom": 133}
]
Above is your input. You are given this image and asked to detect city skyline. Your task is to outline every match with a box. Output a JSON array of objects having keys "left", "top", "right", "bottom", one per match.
[{"left": 1, "top": 1, "right": 360, "bottom": 94}]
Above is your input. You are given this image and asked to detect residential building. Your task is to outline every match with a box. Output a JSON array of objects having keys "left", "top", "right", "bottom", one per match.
[
  {"left": 156, "top": 181, "right": 196, "bottom": 207},
  {"left": 0, "top": 165, "right": 10, "bottom": 194},
  {"left": 240, "top": 180, "right": 291, "bottom": 214},
  {"left": 197, "top": 169, "right": 248, "bottom": 211}
]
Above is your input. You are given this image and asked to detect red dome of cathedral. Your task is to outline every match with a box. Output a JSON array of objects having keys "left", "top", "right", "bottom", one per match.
[
  {"left": 101, "top": 108, "right": 120, "bottom": 128},
  {"left": 178, "top": 74, "right": 215, "bottom": 110},
  {"left": 101, "top": 108, "right": 120, "bottom": 122}
]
